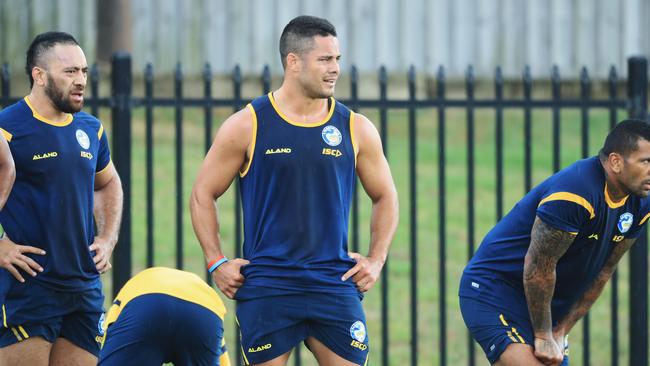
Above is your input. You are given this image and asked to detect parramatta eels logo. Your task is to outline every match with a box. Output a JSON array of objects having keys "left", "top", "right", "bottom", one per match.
[
  {"left": 97, "top": 313, "right": 106, "bottom": 336},
  {"left": 618, "top": 212, "right": 633, "bottom": 233},
  {"left": 321, "top": 125, "right": 342, "bottom": 146},
  {"left": 350, "top": 320, "right": 366, "bottom": 342},
  {"left": 76, "top": 129, "right": 90, "bottom": 149}
]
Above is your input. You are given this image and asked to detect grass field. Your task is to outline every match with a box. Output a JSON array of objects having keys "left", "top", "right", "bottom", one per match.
[{"left": 96, "top": 84, "right": 634, "bottom": 366}]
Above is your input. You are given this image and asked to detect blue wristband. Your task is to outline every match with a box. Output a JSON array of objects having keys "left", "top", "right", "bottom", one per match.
[{"left": 208, "top": 257, "right": 229, "bottom": 273}]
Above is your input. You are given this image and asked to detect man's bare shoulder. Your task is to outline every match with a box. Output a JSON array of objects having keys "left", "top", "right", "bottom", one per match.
[
  {"left": 216, "top": 106, "right": 254, "bottom": 146},
  {"left": 352, "top": 112, "right": 381, "bottom": 149}
]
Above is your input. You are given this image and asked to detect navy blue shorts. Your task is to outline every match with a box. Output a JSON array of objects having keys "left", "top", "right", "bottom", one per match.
[
  {"left": 237, "top": 293, "right": 369, "bottom": 365},
  {"left": 0, "top": 278, "right": 104, "bottom": 356},
  {"left": 98, "top": 293, "right": 226, "bottom": 366},
  {"left": 460, "top": 296, "right": 569, "bottom": 365}
]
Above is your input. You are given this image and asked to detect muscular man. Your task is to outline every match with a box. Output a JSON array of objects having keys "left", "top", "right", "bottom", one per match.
[
  {"left": 460, "top": 120, "right": 650, "bottom": 365},
  {"left": 190, "top": 15, "right": 398, "bottom": 366},
  {"left": 0, "top": 31, "right": 123, "bottom": 365}
]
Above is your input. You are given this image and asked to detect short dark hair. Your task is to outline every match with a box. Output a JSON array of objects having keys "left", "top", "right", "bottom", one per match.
[
  {"left": 600, "top": 119, "right": 650, "bottom": 159},
  {"left": 25, "top": 31, "right": 79, "bottom": 88},
  {"left": 279, "top": 15, "right": 337, "bottom": 69}
]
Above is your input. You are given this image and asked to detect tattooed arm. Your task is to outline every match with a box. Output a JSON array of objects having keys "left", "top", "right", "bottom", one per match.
[
  {"left": 524, "top": 216, "right": 576, "bottom": 365},
  {"left": 553, "top": 237, "right": 634, "bottom": 336}
]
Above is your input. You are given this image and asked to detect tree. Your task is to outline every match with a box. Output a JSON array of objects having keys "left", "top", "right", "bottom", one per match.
[{"left": 96, "top": 0, "right": 132, "bottom": 65}]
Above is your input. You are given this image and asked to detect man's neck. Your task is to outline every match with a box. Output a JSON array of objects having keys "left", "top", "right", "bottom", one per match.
[
  {"left": 601, "top": 158, "right": 629, "bottom": 202},
  {"left": 26, "top": 91, "right": 68, "bottom": 122},
  {"left": 273, "top": 86, "right": 329, "bottom": 124}
]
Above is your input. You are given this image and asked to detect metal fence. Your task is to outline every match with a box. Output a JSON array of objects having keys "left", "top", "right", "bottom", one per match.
[{"left": 1, "top": 55, "right": 648, "bottom": 366}]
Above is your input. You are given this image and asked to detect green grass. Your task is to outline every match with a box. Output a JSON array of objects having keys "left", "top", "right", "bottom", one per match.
[{"left": 98, "top": 101, "right": 632, "bottom": 366}]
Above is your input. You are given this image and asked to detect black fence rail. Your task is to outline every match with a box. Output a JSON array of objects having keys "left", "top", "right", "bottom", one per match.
[{"left": 1, "top": 55, "right": 648, "bottom": 366}]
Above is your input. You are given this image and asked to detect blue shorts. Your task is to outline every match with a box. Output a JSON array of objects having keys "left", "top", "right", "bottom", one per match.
[
  {"left": 0, "top": 278, "right": 104, "bottom": 356},
  {"left": 237, "top": 293, "right": 369, "bottom": 365},
  {"left": 99, "top": 293, "right": 226, "bottom": 366},
  {"left": 459, "top": 296, "right": 569, "bottom": 365}
]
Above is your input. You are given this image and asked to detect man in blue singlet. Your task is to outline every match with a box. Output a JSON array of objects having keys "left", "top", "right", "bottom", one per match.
[
  {"left": 99, "top": 267, "right": 231, "bottom": 366},
  {"left": 460, "top": 120, "right": 650, "bottom": 365},
  {"left": 0, "top": 133, "right": 15, "bottom": 212},
  {"left": 191, "top": 15, "right": 399, "bottom": 366},
  {"left": 0, "top": 32, "right": 123, "bottom": 365}
]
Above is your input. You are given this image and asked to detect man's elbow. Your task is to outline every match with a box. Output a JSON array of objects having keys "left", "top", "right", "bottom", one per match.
[{"left": 189, "top": 184, "right": 213, "bottom": 212}]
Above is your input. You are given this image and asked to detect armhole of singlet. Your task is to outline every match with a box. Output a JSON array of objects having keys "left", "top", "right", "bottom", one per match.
[
  {"left": 349, "top": 111, "right": 358, "bottom": 167},
  {"left": 0, "top": 128, "right": 12, "bottom": 142},
  {"left": 239, "top": 104, "right": 258, "bottom": 178}
]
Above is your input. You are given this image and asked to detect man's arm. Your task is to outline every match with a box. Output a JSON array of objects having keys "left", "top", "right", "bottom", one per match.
[
  {"left": 524, "top": 216, "right": 576, "bottom": 365},
  {"left": 554, "top": 237, "right": 634, "bottom": 337},
  {"left": 0, "top": 134, "right": 45, "bottom": 282},
  {"left": 0, "top": 135, "right": 15, "bottom": 210},
  {"left": 341, "top": 113, "right": 398, "bottom": 293},
  {"left": 91, "top": 163, "right": 123, "bottom": 273},
  {"left": 190, "top": 107, "right": 252, "bottom": 299}
]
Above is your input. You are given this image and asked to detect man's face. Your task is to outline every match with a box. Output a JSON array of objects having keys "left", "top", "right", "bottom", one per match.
[
  {"left": 619, "top": 138, "right": 650, "bottom": 197},
  {"left": 296, "top": 35, "right": 341, "bottom": 99},
  {"left": 40, "top": 44, "right": 88, "bottom": 113}
]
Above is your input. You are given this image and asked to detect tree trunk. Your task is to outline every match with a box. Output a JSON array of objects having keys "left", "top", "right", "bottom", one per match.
[{"left": 96, "top": 0, "right": 132, "bottom": 66}]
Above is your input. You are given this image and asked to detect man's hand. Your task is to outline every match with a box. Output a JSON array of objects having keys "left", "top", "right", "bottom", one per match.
[
  {"left": 533, "top": 335, "right": 564, "bottom": 366},
  {"left": 552, "top": 328, "right": 567, "bottom": 360},
  {"left": 0, "top": 236, "right": 45, "bottom": 282},
  {"left": 212, "top": 258, "right": 250, "bottom": 299},
  {"left": 341, "top": 252, "right": 384, "bottom": 293},
  {"left": 89, "top": 236, "right": 115, "bottom": 274}
]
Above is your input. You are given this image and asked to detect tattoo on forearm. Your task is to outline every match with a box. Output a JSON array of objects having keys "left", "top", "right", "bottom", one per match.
[
  {"left": 559, "top": 238, "right": 635, "bottom": 331},
  {"left": 524, "top": 217, "right": 576, "bottom": 334}
]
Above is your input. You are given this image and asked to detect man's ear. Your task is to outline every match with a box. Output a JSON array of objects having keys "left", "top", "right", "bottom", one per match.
[
  {"left": 32, "top": 67, "right": 47, "bottom": 87},
  {"left": 608, "top": 152, "right": 624, "bottom": 174},
  {"left": 285, "top": 52, "right": 301, "bottom": 73}
]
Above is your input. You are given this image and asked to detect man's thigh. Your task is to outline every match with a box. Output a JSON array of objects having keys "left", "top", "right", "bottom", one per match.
[
  {"left": 0, "top": 279, "right": 104, "bottom": 358},
  {"left": 237, "top": 295, "right": 308, "bottom": 365},
  {"left": 50, "top": 337, "right": 97, "bottom": 366},
  {"left": 459, "top": 296, "right": 569, "bottom": 365},
  {"left": 305, "top": 293, "right": 369, "bottom": 366},
  {"left": 0, "top": 336, "right": 51, "bottom": 366}
]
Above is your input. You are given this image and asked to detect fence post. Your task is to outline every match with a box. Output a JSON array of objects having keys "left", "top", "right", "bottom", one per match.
[
  {"left": 111, "top": 52, "right": 132, "bottom": 297},
  {"left": 628, "top": 55, "right": 648, "bottom": 366},
  {"left": 1, "top": 63, "right": 9, "bottom": 107}
]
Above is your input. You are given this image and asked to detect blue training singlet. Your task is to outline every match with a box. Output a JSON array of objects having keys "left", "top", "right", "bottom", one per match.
[
  {"left": 235, "top": 93, "right": 359, "bottom": 300},
  {"left": 461, "top": 156, "right": 650, "bottom": 320},
  {"left": 0, "top": 97, "right": 111, "bottom": 291}
]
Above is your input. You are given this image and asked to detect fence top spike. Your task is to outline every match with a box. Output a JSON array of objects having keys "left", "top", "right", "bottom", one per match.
[
  {"left": 378, "top": 66, "right": 387, "bottom": 83},
  {"left": 91, "top": 63, "right": 100, "bottom": 76},
  {"left": 608, "top": 65, "right": 618, "bottom": 79},
  {"left": 551, "top": 65, "right": 560, "bottom": 80},
  {"left": 203, "top": 63, "right": 212, "bottom": 79},
  {"left": 175, "top": 63, "right": 183, "bottom": 78},
  {"left": 350, "top": 65, "right": 358, "bottom": 82},
  {"left": 262, "top": 65, "right": 271, "bottom": 82},
  {"left": 408, "top": 65, "right": 416, "bottom": 82},
  {"left": 466, "top": 65, "right": 475, "bottom": 82},
  {"left": 495, "top": 66, "right": 503, "bottom": 84},
  {"left": 233, "top": 65, "right": 242, "bottom": 83},
  {"left": 523, "top": 65, "right": 531, "bottom": 80},
  {"left": 437, "top": 65, "right": 445, "bottom": 81},
  {"left": 580, "top": 66, "right": 590, "bottom": 82}
]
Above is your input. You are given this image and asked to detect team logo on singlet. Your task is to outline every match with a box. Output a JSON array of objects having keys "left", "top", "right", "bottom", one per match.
[
  {"left": 322, "top": 125, "right": 342, "bottom": 146},
  {"left": 97, "top": 313, "right": 105, "bottom": 336},
  {"left": 350, "top": 320, "right": 366, "bottom": 342},
  {"left": 76, "top": 129, "right": 90, "bottom": 149},
  {"left": 618, "top": 212, "right": 634, "bottom": 233}
]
